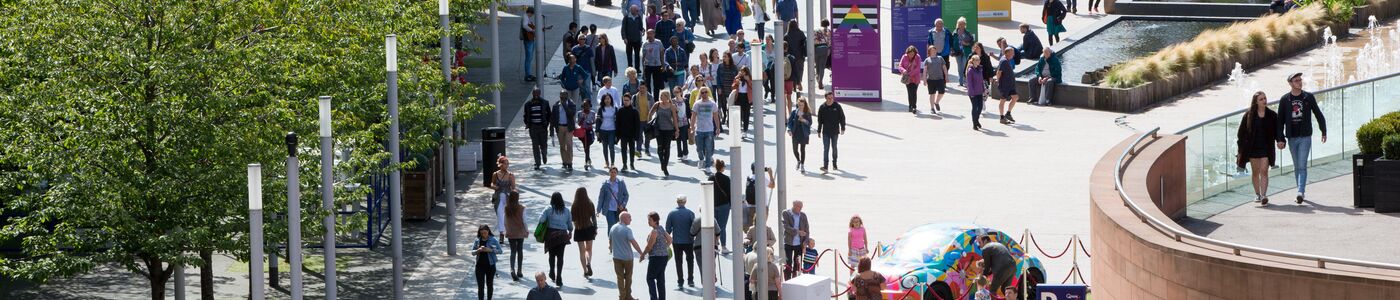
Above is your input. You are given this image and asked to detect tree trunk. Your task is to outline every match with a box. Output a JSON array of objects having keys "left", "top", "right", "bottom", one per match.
[
  {"left": 146, "top": 257, "right": 169, "bottom": 300},
  {"left": 200, "top": 249, "right": 214, "bottom": 300}
]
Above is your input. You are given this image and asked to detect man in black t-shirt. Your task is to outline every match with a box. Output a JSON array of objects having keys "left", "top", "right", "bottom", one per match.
[
  {"left": 1276, "top": 72, "right": 1327, "bottom": 204},
  {"left": 707, "top": 160, "right": 732, "bottom": 253}
]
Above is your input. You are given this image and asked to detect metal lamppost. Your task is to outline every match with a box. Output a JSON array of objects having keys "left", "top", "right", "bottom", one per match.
[
  {"left": 750, "top": 38, "right": 770, "bottom": 300},
  {"left": 248, "top": 164, "right": 266, "bottom": 300},
  {"left": 175, "top": 257, "right": 185, "bottom": 300},
  {"left": 439, "top": 0, "right": 460, "bottom": 257},
  {"left": 700, "top": 181, "right": 717, "bottom": 300},
  {"left": 805, "top": 0, "right": 817, "bottom": 109},
  {"left": 726, "top": 105, "right": 745, "bottom": 299},
  {"left": 534, "top": 0, "right": 544, "bottom": 92},
  {"left": 773, "top": 22, "right": 788, "bottom": 273},
  {"left": 318, "top": 96, "right": 337, "bottom": 300},
  {"left": 386, "top": 34, "right": 405, "bottom": 300},
  {"left": 489, "top": 2, "right": 502, "bottom": 127},
  {"left": 286, "top": 133, "right": 305, "bottom": 300}
]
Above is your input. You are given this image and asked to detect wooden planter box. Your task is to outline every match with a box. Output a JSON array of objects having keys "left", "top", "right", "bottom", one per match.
[
  {"left": 403, "top": 170, "right": 434, "bottom": 220},
  {"left": 1371, "top": 159, "right": 1400, "bottom": 213},
  {"left": 1353, "top": 153, "right": 1381, "bottom": 208}
]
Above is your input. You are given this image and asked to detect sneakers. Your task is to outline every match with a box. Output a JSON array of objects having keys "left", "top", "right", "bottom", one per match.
[
  {"left": 1296, "top": 194, "right": 1305, "bottom": 204},
  {"left": 1006, "top": 112, "right": 1017, "bottom": 123},
  {"left": 999, "top": 115, "right": 1008, "bottom": 124},
  {"left": 820, "top": 166, "right": 829, "bottom": 174},
  {"left": 935, "top": 103, "right": 941, "bottom": 112}
]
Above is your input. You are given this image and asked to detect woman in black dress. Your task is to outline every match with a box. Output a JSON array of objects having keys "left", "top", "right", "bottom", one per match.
[
  {"left": 571, "top": 187, "right": 599, "bottom": 278},
  {"left": 1237, "top": 91, "right": 1279, "bottom": 205}
]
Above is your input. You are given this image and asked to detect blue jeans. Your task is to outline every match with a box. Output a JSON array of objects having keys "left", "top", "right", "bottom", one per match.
[
  {"left": 1287, "top": 136, "right": 1312, "bottom": 195},
  {"left": 601, "top": 130, "right": 617, "bottom": 167},
  {"left": 714, "top": 203, "right": 730, "bottom": 247},
  {"left": 604, "top": 210, "right": 620, "bottom": 230},
  {"left": 523, "top": 40, "right": 536, "bottom": 77},
  {"left": 696, "top": 131, "right": 715, "bottom": 169},
  {"left": 822, "top": 134, "right": 839, "bottom": 167},
  {"left": 955, "top": 54, "right": 969, "bottom": 85},
  {"left": 682, "top": 0, "right": 699, "bottom": 27}
]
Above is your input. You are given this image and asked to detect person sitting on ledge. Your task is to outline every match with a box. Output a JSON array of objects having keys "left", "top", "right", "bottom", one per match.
[{"left": 1018, "top": 23, "right": 1044, "bottom": 61}]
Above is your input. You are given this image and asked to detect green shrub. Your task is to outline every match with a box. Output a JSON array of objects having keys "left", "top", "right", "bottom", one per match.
[
  {"left": 1382, "top": 111, "right": 1400, "bottom": 120},
  {"left": 1383, "top": 134, "right": 1400, "bottom": 160},
  {"left": 1357, "top": 119, "right": 1395, "bottom": 154}
]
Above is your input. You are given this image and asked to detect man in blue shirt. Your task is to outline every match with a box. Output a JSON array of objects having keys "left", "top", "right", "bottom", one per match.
[
  {"left": 609, "top": 212, "right": 644, "bottom": 300},
  {"left": 526, "top": 272, "right": 563, "bottom": 300},
  {"left": 665, "top": 195, "right": 697, "bottom": 287}
]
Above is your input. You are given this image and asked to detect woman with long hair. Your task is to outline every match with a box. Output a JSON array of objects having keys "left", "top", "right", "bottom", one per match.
[
  {"left": 786, "top": 99, "right": 814, "bottom": 173},
  {"left": 898, "top": 45, "right": 924, "bottom": 113},
  {"left": 571, "top": 187, "right": 600, "bottom": 278},
  {"left": 847, "top": 215, "right": 868, "bottom": 274},
  {"left": 642, "top": 211, "right": 673, "bottom": 299},
  {"left": 540, "top": 192, "right": 574, "bottom": 286},
  {"left": 504, "top": 192, "right": 528, "bottom": 281},
  {"left": 966, "top": 56, "right": 988, "bottom": 131},
  {"left": 733, "top": 67, "right": 752, "bottom": 132},
  {"left": 952, "top": 17, "right": 976, "bottom": 87},
  {"left": 851, "top": 257, "right": 885, "bottom": 300},
  {"left": 1237, "top": 91, "right": 1279, "bottom": 205},
  {"left": 487, "top": 155, "right": 518, "bottom": 239},
  {"left": 650, "top": 89, "right": 680, "bottom": 177},
  {"left": 717, "top": 53, "right": 739, "bottom": 126},
  {"left": 598, "top": 94, "right": 620, "bottom": 169},
  {"left": 473, "top": 225, "right": 502, "bottom": 300},
  {"left": 578, "top": 101, "right": 597, "bottom": 170}
]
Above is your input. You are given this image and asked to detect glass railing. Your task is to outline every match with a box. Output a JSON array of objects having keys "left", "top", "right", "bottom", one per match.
[{"left": 1179, "top": 72, "right": 1400, "bottom": 204}]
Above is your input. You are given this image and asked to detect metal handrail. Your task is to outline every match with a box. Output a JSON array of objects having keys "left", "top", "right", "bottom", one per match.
[
  {"left": 1113, "top": 127, "right": 1400, "bottom": 272},
  {"left": 1173, "top": 71, "right": 1400, "bottom": 135}
]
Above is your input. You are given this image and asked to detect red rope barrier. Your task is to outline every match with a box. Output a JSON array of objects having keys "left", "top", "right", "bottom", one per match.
[
  {"left": 1077, "top": 236, "right": 1093, "bottom": 258},
  {"left": 1027, "top": 231, "right": 1074, "bottom": 259}
]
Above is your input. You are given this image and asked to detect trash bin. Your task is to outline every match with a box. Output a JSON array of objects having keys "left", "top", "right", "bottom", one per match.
[{"left": 481, "top": 127, "right": 506, "bottom": 186}]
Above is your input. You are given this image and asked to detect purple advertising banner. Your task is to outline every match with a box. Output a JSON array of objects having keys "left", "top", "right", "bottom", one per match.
[
  {"left": 890, "top": 1, "right": 941, "bottom": 73},
  {"left": 831, "top": 0, "right": 882, "bottom": 102}
]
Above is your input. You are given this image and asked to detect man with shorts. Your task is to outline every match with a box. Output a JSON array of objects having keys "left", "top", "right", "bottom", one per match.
[
  {"left": 995, "top": 47, "right": 1019, "bottom": 124},
  {"left": 923, "top": 45, "right": 948, "bottom": 113}
]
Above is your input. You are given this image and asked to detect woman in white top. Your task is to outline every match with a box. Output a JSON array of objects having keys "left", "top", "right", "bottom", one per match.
[
  {"left": 671, "top": 85, "right": 692, "bottom": 161},
  {"left": 598, "top": 94, "right": 620, "bottom": 169}
]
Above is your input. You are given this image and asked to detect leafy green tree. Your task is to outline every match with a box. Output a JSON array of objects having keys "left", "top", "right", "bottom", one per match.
[{"left": 0, "top": 0, "right": 496, "bottom": 298}]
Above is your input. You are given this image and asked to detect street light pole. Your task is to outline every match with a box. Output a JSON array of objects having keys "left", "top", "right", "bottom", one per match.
[
  {"left": 805, "top": 0, "right": 817, "bottom": 109},
  {"left": 534, "top": 0, "right": 545, "bottom": 92},
  {"left": 727, "top": 105, "right": 745, "bottom": 299},
  {"left": 490, "top": 2, "right": 502, "bottom": 127},
  {"left": 248, "top": 164, "right": 265, "bottom": 300},
  {"left": 386, "top": 34, "right": 405, "bottom": 300},
  {"left": 317, "top": 96, "right": 336, "bottom": 300},
  {"left": 751, "top": 38, "right": 769, "bottom": 300},
  {"left": 439, "top": 0, "right": 459, "bottom": 257},
  {"left": 286, "top": 133, "right": 304, "bottom": 300},
  {"left": 700, "top": 181, "right": 717, "bottom": 300},
  {"left": 773, "top": 21, "right": 788, "bottom": 275}
]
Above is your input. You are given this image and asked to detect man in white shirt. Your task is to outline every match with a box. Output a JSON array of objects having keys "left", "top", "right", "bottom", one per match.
[{"left": 596, "top": 77, "right": 622, "bottom": 108}]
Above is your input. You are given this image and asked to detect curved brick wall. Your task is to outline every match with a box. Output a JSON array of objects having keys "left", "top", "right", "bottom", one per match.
[{"left": 1089, "top": 134, "right": 1400, "bottom": 299}]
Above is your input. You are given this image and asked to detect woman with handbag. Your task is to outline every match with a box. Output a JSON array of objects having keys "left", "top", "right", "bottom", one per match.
[
  {"left": 787, "top": 99, "right": 814, "bottom": 173},
  {"left": 576, "top": 101, "right": 597, "bottom": 170},
  {"left": 540, "top": 192, "right": 574, "bottom": 286},
  {"left": 642, "top": 212, "right": 674, "bottom": 300},
  {"left": 1237, "top": 91, "right": 1279, "bottom": 205},
  {"left": 571, "top": 187, "right": 600, "bottom": 278},
  {"left": 733, "top": 67, "right": 753, "bottom": 132},
  {"left": 898, "top": 45, "right": 924, "bottom": 114},
  {"left": 650, "top": 89, "right": 681, "bottom": 177},
  {"left": 672, "top": 85, "right": 692, "bottom": 162},
  {"left": 473, "top": 225, "right": 502, "bottom": 300},
  {"left": 487, "top": 156, "right": 518, "bottom": 239},
  {"left": 504, "top": 192, "right": 528, "bottom": 281}
]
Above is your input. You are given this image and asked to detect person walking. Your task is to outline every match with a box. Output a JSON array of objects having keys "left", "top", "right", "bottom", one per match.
[
  {"left": 473, "top": 225, "right": 502, "bottom": 300},
  {"left": 487, "top": 156, "right": 518, "bottom": 238},
  {"left": 977, "top": 234, "right": 1016, "bottom": 297},
  {"left": 995, "top": 47, "right": 1020, "bottom": 125},
  {"left": 699, "top": 0, "right": 724, "bottom": 36},
  {"left": 681, "top": 0, "right": 700, "bottom": 31},
  {"left": 572, "top": 187, "right": 600, "bottom": 278},
  {"left": 524, "top": 88, "right": 552, "bottom": 169},
  {"left": 748, "top": 247, "right": 782, "bottom": 300},
  {"left": 665, "top": 36, "right": 689, "bottom": 89},
  {"left": 851, "top": 257, "right": 885, "bottom": 300},
  {"left": 924, "top": 45, "right": 949, "bottom": 114},
  {"left": 898, "top": 45, "right": 924, "bottom": 113},
  {"left": 847, "top": 215, "right": 868, "bottom": 271},
  {"left": 642, "top": 212, "right": 673, "bottom": 299},
  {"left": 651, "top": 90, "right": 681, "bottom": 177},
  {"left": 1045, "top": 0, "right": 1068, "bottom": 46},
  {"left": 656, "top": 10, "right": 677, "bottom": 54},
  {"left": 643, "top": 29, "right": 667, "bottom": 100},
  {"left": 927, "top": 18, "right": 953, "bottom": 73},
  {"left": 598, "top": 167, "right": 631, "bottom": 229},
  {"left": 599, "top": 93, "right": 621, "bottom": 169},
  {"left": 578, "top": 101, "right": 598, "bottom": 170},
  {"left": 1238, "top": 92, "right": 1279, "bottom": 205},
  {"left": 1277, "top": 72, "right": 1327, "bottom": 204},
  {"left": 671, "top": 86, "right": 691, "bottom": 162},
  {"left": 817, "top": 92, "right": 847, "bottom": 173},
  {"left": 787, "top": 99, "right": 814, "bottom": 173},
  {"left": 560, "top": 53, "right": 589, "bottom": 107},
  {"left": 624, "top": 5, "right": 646, "bottom": 69},
  {"left": 552, "top": 91, "right": 579, "bottom": 171},
  {"left": 610, "top": 212, "right": 645, "bottom": 300},
  {"left": 504, "top": 192, "right": 528, "bottom": 281},
  {"left": 665, "top": 196, "right": 697, "bottom": 288},
  {"left": 541, "top": 193, "right": 574, "bottom": 286},
  {"left": 691, "top": 87, "right": 721, "bottom": 172},
  {"left": 780, "top": 200, "right": 810, "bottom": 279},
  {"left": 597, "top": 35, "right": 620, "bottom": 87},
  {"left": 733, "top": 67, "right": 754, "bottom": 133},
  {"left": 526, "top": 272, "right": 564, "bottom": 300},
  {"left": 571, "top": 37, "right": 597, "bottom": 103},
  {"left": 618, "top": 94, "right": 642, "bottom": 171},
  {"left": 598, "top": 75, "right": 623, "bottom": 110},
  {"left": 707, "top": 160, "right": 733, "bottom": 253},
  {"left": 952, "top": 18, "right": 976, "bottom": 86},
  {"left": 717, "top": 54, "right": 739, "bottom": 126},
  {"left": 967, "top": 56, "right": 988, "bottom": 130},
  {"left": 722, "top": 0, "right": 742, "bottom": 35},
  {"left": 1028, "top": 48, "right": 1062, "bottom": 106},
  {"left": 815, "top": 19, "right": 832, "bottom": 90}
]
